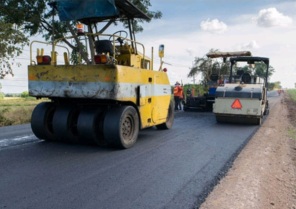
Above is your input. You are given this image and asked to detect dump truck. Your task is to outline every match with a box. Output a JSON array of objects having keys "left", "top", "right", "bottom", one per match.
[
  {"left": 29, "top": 0, "right": 174, "bottom": 149},
  {"left": 183, "top": 51, "right": 252, "bottom": 111},
  {"left": 213, "top": 56, "right": 269, "bottom": 125}
]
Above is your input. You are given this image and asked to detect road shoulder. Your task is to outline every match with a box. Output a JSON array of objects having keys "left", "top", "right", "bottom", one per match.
[{"left": 200, "top": 95, "right": 296, "bottom": 209}]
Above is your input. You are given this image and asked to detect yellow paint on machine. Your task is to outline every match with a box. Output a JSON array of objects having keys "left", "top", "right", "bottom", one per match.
[
  {"left": 28, "top": 64, "right": 171, "bottom": 129},
  {"left": 28, "top": 64, "right": 169, "bottom": 84},
  {"left": 139, "top": 95, "right": 171, "bottom": 128}
]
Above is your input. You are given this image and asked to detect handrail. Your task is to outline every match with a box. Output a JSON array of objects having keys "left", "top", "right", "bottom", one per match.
[
  {"left": 53, "top": 33, "right": 147, "bottom": 67},
  {"left": 30, "top": 40, "right": 70, "bottom": 66},
  {"left": 30, "top": 32, "right": 150, "bottom": 69}
]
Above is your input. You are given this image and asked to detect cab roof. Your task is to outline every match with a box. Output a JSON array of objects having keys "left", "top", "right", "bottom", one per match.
[{"left": 230, "top": 56, "right": 269, "bottom": 65}]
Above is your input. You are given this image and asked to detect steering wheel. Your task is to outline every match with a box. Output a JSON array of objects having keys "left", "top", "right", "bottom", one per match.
[{"left": 109, "top": 30, "right": 128, "bottom": 44}]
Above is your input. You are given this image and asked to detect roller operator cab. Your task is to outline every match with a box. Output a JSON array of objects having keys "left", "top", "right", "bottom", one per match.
[
  {"left": 28, "top": 0, "right": 174, "bottom": 149},
  {"left": 213, "top": 56, "right": 270, "bottom": 125}
]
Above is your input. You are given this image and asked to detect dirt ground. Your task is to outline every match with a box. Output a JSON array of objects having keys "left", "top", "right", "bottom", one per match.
[{"left": 200, "top": 93, "right": 296, "bottom": 209}]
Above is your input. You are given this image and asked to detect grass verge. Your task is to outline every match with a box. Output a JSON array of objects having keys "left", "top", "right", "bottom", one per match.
[
  {"left": 286, "top": 89, "right": 296, "bottom": 141},
  {"left": 0, "top": 97, "right": 47, "bottom": 127}
]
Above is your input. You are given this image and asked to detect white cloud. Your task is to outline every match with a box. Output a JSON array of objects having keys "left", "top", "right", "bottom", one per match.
[
  {"left": 236, "top": 40, "right": 260, "bottom": 51},
  {"left": 185, "top": 49, "right": 194, "bottom": 57},
  {"left": 200, "top": 19, "right": 228, "bottom": 34},
  {"left": 256, "top": 7, "right": 293, "bottom": 27},
  {"left": 2, "top": 74, "right": 14, "bottom": 80}
]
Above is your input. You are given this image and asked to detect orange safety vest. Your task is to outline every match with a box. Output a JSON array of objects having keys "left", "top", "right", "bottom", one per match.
[
  {"left": 174, "top": 85, "right": 183, "bottom": 97},
  {"left": 180, "top": 89, "right": 184, "bottom": 99}
]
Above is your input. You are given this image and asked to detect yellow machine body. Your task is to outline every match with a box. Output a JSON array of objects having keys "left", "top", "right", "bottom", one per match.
[
  {"left": 28, "top": 1, "right": 174, "bottom": 148},
  {"left": 28, "top": 63, "right": 171, "bottom": 129}
]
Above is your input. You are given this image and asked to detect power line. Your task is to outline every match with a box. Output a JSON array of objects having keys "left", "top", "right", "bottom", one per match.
[
  {"left": 1, "top": 84, "right": 27, "bottom": 87},
  {"left": 14, "top": 57, "right": 30, "bottom": 61},
  {"left": 0, "top": 79, "right": 27, "bottom": 81}
]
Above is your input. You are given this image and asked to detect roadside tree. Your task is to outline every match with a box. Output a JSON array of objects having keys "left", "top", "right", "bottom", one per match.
[
  {"left": 188, "top": 49, "right": 275, "bottom": 86},
  {"left": 0, "top": 0, "right": 162, "bottom": 66},
  {"left": 188, "top": 49, "right": 231, "bottom": 85},
  {"left": 0, "top": 19, "right": 28, "bottom": 78}
]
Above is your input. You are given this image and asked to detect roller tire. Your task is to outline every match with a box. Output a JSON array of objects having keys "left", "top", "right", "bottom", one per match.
[
  {"left": 31, "top": 102, "right": 55, "bottom": 141},
  {"left": 52, "top": 106, "right": 80, "bottom": 143},
  {"left": 216, "top": 115, "right": 262, "bottom": 125},
  {"left": 264, "top": 107, "right": 269, "bottom": 115},
  {"left": 77, "top": 107, "right": 105, "bottom": 145},
  {"left": 104, "top": 106, "right": 139, "bottom": 149}
]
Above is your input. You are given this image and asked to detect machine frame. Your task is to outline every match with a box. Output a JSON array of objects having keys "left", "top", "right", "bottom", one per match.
[
  {"left": 213, "top": 56, "right": 269, "bottom": 125},
  {"left": 28, "top": 0, "right": 174, "bottom": 148}
]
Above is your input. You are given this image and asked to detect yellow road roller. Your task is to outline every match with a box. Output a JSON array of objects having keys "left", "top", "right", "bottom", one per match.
[{"left": 28, "top": 0, "right": 173, "bottom": 148}]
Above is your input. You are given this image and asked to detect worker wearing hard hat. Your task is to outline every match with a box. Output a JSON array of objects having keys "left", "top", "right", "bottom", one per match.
[{"left": 173, "top": 81, "right": 183, "bottom": 111}]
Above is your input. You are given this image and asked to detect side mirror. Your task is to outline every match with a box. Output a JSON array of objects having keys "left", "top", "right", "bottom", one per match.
[{"left": 159, "top": 44, "right": 164, "bottom": 58}]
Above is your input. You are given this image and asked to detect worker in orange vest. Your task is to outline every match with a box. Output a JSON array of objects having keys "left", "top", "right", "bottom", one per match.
[{"left": 173, "top": 81, "right": 183, "bottom": 111}]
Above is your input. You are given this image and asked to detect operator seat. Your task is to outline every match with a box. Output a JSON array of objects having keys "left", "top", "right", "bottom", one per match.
[
  {"left": 241, "top": 73, "right": 252, "bottom": 84},
  {"left": 95, "top": 40, "right": 114, "bottom": 56}
]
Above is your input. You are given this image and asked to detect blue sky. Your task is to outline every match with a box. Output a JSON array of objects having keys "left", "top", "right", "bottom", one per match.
[
  {"left": 137, "top": 0, "right": 296, "bottom": 88},
  {"left": 1, "top": 0, "right": 296, "bottom": 93}
]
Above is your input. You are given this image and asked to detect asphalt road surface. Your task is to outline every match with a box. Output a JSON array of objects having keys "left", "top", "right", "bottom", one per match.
[{"left": 0, "top": 93, "right": 280, "bottom": 209}]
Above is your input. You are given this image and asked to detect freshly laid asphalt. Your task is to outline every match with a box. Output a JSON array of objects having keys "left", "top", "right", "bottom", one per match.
[{"left": 0, "top": 95, "right": 279, "bottom": 209}]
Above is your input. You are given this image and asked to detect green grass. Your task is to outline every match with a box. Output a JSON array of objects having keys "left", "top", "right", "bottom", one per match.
[
  {"left": 287, "top": 89, "right": 296, "bottom": 102},
  {"left": 0, "top": 97, "right": 47, "bottom": 127},
  {"left": 286, "top": 89, "right": 296, "bottom": 141},
  {"left": 288, "top": 128, "right": 296, "bottom": 141}
]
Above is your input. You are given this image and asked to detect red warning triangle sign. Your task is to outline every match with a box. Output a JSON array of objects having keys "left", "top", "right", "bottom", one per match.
[{"left": 231, "top": 99, "right": 242, "bottom": 109}]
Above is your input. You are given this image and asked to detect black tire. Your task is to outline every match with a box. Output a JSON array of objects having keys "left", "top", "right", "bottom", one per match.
[
  {"left": 103, "top": 106, "right": 139, "bottom": 149},
  {"left": 264, "top": 108, "right": 269, "bottom": 115},
  {"left": 31, "top": 102, "right": 55, "bottom": 141},
  {"left": 264, "top": 100, "right": 269, "bottom": 115},
  {"left": 264, "top": 106, "right": 269, "bottom": 115},
  {"left": 52, "top": 105, "right": 80, "bottom": 143},
  {"left": 77, "top": 107, "right": 105, "bottom": 145},
  {"left": 156, "top": 100, "right": 174, "bottom": 130}
]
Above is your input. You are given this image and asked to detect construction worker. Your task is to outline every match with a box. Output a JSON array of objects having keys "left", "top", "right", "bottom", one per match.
[
  {"left": 174, "top": 81, "right": 183, "bottom": 111},
  {"left": 179, "top": 85, "right": 184, "bottom": 108}
]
